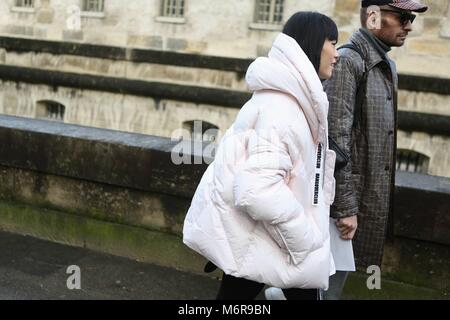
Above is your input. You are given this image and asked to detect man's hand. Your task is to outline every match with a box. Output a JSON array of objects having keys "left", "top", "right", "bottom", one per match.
[{"left": 336, "top": 215, "right": 357, "bottom": 240}]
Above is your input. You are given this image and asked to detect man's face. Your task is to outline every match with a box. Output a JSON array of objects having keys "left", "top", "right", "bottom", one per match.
[{"left": 371, "top": 5, "right": 414, "bottom": 47}]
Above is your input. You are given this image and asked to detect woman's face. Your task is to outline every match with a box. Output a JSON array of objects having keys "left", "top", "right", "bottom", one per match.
[{"left": 319, "top": 39, "right": 339, "bottom": 80}]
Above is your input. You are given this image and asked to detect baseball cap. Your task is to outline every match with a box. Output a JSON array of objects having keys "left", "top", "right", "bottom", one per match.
[{"left": 361, "top": 0, "right": 428, "bottom": 13}]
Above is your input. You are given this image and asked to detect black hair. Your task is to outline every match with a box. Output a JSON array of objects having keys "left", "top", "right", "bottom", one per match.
[{"left": 282, "top": 12, "right": 338, "bottom": 73}]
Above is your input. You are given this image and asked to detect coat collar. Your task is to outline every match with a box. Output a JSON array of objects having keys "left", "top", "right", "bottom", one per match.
[
  {"left": 360, "top": 28, "right": 392, "bottom": 56},
  {"left": 350, "top": 29, "right": 393, "bottom": 70}
]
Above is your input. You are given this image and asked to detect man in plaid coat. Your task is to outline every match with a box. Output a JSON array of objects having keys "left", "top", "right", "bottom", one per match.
[{"left": 323, "top": 0, "right": 428, "bottom": 299}]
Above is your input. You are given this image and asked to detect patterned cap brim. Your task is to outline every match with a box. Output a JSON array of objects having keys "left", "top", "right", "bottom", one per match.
[{"left": 388, "top": 0, "right": 428, "bottom": 13}]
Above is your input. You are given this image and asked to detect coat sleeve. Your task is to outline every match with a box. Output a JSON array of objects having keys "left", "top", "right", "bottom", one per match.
[
  {"left": 233, "top": 117, "right": 322, "bottom": 265},
  {"left": 323, "top": 53, "right": 362, "bottom": 219}
]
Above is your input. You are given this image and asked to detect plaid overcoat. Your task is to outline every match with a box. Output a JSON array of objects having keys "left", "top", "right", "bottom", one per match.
[{"left": 323, "top": 29, "right": 398, "bottom": 269}]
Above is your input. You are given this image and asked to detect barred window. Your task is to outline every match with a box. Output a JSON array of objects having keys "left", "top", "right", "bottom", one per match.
[
  {"left": 396, "top": 149, "right": 430, "bottom": 174},
  {"left": 162, "top": 0, "right": 185, "bottom": 18},
  {"left": 82, "top": 0, "right": 104, "bottom": 12},
  {"left": 255, "top": 0, "right": 284, "bottom": 25},
  {"left": 15, "top": 0, "right": 34, "bottom": 7},
  {"left": 36, "top": 101, "right": 66, "bottom": 122},
  {"left": 183, "top": 120, "right": 218, "bottom": 142}
]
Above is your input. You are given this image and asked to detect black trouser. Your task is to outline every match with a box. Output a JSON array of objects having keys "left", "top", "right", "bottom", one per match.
[{"left": 216, "top": 273, "right": 321, "bottom": 300}]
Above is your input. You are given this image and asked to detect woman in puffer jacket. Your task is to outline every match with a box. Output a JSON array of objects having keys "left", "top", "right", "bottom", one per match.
[{"left": 183, "top": 11, "right": 340, "bottom": 300}]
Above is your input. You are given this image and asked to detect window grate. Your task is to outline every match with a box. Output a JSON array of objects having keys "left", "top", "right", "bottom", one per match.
[
  {"left": 36, "top": 101, "right": 65, "bottom": 122},
  {"left": 15, "top": 0, "right": 34, "bottom": 7},
  {"left": 82, "top": 0, "right": 104, "bottom": 12},
  {"left": 255, "top": 0, "right": 284, "bottom": 25},
  {"left": 396, "top": 149, "right": 430, "bottom": 174},
  {"left": 162, "top": 0, "right": 185, "bottom": 18},
  {"left": 182, "top": 120, "right": 218, "bottom": 142}
]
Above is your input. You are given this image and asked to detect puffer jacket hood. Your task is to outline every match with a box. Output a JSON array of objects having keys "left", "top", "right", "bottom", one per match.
[{"left": 246, "top": 33, "right": 329, "bottom": 146}]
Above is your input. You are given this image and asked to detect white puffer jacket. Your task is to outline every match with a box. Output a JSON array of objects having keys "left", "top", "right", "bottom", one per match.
[{"left": 183, "top": 33, "right": 337, "bottom": 290}]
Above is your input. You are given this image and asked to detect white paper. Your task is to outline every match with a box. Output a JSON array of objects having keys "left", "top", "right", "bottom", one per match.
[{"left": 329, "top": 218, "right": 356, "bottom": 271}]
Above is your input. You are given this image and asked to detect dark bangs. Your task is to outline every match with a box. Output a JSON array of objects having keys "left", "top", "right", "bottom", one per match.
[
  {"left": 323, "top": 14, "right": 339, "bottom": 43},
  {"left": 282, "top": 12, "right": 338, "bottom": 73}
]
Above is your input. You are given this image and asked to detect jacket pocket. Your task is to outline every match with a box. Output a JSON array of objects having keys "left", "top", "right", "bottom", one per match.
[
  {"left": 262, "top": 221, "right": 296, "bottom": 265},
  {"left": 263, "top": 217, "right": 321, "bottom": 266},
  {"left": 262, "top": 222, "right": 288, "bottom": 252}
]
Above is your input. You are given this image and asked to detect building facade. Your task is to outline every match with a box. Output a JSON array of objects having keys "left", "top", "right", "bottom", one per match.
[
  {"left": 1, "top": 0, "right": 449, "bottom": 75},
  {"left": 0, "top": 0, "right": 449, "bottom": 177}
]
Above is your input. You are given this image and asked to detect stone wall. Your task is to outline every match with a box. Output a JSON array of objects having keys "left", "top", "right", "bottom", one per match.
[
  {"left": 0, "top": 44, "right": 448, "bottom": 176},
  {"left": 0, "top": 115, "right": 448, "bottom": 294},
  {"left": 0, "top": 0, "right": 448, "bottom": 77},
  {"left": 333, "top": 0, "right": 450, "bottom": 77},
  {"left": 0, "top": 1, "right": 449, "bottom": 177},
  {"left": 0, "top": 80, "right": 239, "bottom": 140}
]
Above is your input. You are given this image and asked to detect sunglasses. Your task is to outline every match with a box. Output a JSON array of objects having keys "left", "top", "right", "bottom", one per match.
[{"left": 380, "top": 9, "right": 416, "bottom": 25}]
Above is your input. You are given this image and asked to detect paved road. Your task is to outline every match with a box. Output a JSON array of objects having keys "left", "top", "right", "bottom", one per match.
[
  {"left": 0, "top": 230, "right": 221, "bottom": 300},
  {"left": 1, "top": 230, "right": 444, "bottom": 301}
]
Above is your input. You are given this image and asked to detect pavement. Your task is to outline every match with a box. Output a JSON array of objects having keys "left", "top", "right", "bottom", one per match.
[
  {"left": 0, "top": 230, "right": 222, "bottom": 300},
  {"left": 1, "top": 230, "right": 445, "bottom": 300}
]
